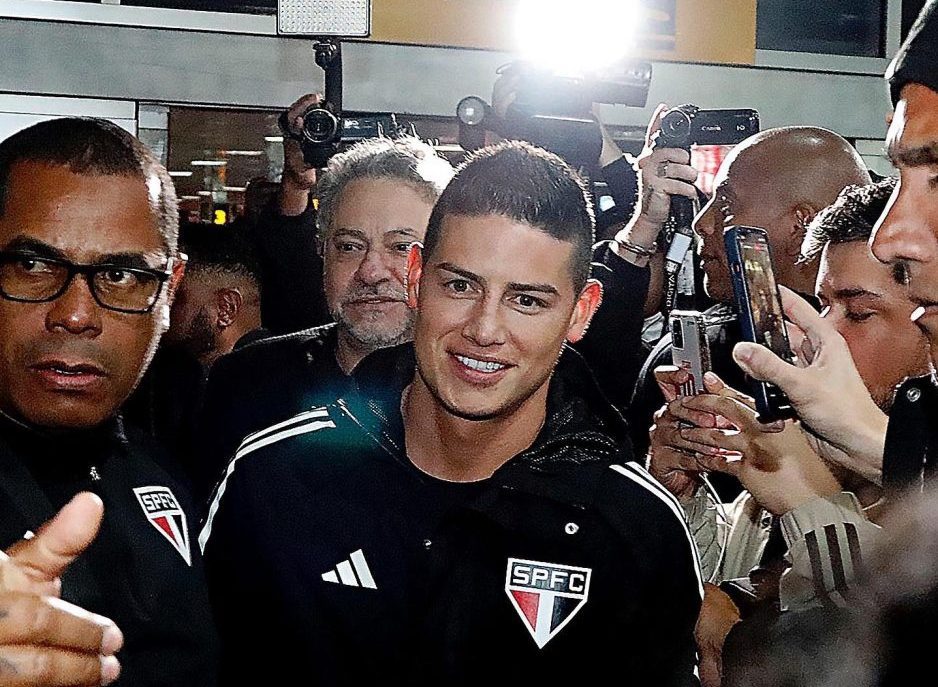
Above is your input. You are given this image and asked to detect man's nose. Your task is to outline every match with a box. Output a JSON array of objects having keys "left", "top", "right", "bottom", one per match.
[
  {"left": 872, "top": 181, "right": 938, "bottom": 266},
  {"left": 45, "top": 275, "right": 103, "bottom": 337},
  {"left": 354, "top": 248, "right": 397, "bottom": 285},
  {"left": 693, "top": 200, "right": 716, "bottom": 237},
  {"left": 461, "top": 297, "right": 506, "bottom": 348}
]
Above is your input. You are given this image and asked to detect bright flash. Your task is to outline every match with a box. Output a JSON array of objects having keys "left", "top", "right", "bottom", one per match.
[{"left": 515, "top": 0, "right": 640, "bottom": 74}]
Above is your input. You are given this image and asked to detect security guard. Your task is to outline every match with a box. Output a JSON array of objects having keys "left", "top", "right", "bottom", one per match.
[{"left": 0, "top": 118, "right": 217, "bottom": 686}]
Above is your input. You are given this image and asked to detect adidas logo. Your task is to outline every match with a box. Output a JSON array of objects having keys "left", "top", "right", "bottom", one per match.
[{"left": 321, "top": 549, "right": 377, "bottom": 589}]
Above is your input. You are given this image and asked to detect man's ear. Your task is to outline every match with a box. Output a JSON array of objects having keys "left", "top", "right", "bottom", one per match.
[
  {"left": 166, "top": 253, "right": 187, "bottom": 305},
  {"left": 160, "top": 253, "right": 187, "bottom": 331},
  {"left": 566, "top": 279, "right": 603, "bottom": 344},
  {"left": 788, "top": 204, "right": 818, "bottom": 257},
  {"left": 216, "top": 288, "right": 243, "bottom": 328},
  {"left": 406, "top": 243, "right": 424, "bottom": 309}
]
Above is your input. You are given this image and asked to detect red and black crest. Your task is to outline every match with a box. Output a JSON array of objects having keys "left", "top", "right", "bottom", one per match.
[
  {"left": 505, "top": 558, "right": 591, "bottom": 648},
  {"left": 134, "top": 486, "right": 191, "bottom": 566}
]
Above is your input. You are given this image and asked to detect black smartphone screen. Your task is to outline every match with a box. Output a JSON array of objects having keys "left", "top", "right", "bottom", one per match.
[
  {"left": 739, "top": 234, "right": 793, "bottom": 361},
  {"left": 725, "top": 225, "right": 797, "bottom": 422}
]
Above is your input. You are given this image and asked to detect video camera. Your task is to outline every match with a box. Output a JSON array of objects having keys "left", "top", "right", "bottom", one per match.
[
  {"left": 281, "top": 39, "right": 403, "bottom": 168},
  {"left": 655, "top": 104, "right": 760, "bottom": 285},
  {"left": 656, "top": 105, "right": 760, "bottom": 150},
  {"left": 509, "top": 62, "right": 653, "bottom": 119},
  {"left": 456, "top": 61, "right": 652, "bottom": 168}
]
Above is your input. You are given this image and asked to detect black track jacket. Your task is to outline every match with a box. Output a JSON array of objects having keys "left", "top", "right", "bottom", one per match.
[
  {"left": 0, "top": 413, "right": 218, "bottom": 687},
  {"left": 200, "top": 344, "right": 702, "bottom": 686}
]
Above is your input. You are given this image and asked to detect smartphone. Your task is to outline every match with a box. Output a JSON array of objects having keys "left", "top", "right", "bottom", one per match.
[
  {"left": 669, "top": 310, "right": 712, "bottom": 395},
  {"left": 724, "top": 225, "right": 797, "bottom": 422}
]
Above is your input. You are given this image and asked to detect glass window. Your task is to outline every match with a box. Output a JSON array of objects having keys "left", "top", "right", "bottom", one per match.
[{"left": 756, "top": 0, "right": 886, "bottom": 57}]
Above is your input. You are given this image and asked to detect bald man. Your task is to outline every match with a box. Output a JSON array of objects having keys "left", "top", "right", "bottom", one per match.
[{"left": 629, "top": 126, "right": 871, "bottom": 462}]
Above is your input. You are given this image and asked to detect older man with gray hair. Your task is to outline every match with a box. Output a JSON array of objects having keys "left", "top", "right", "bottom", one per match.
[{"left": 195, "top": 113, "right": 454, "bottom": 504}]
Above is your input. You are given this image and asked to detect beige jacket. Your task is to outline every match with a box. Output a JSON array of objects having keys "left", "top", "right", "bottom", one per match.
[{"left": 684, "top": 487, "right": 880, "bottom": 611}]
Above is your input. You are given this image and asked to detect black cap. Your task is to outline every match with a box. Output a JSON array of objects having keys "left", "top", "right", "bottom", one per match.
[{"left": 886, "top": 0, "right": 938, "bottom": 105}]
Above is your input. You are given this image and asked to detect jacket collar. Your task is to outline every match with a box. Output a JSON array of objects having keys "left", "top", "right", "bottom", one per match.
[
  {"left": 0, "top": 409, "right": 127, "bottom": 484},
  {"left": 346, "top": 342, "right": 631, "bottom": 476},
  {"left": 0, "top": 408, "right": 127, "bottom": 451}
]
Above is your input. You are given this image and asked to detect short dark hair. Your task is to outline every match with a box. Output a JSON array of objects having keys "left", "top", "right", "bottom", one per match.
[
  {"left": 423, "top": 141, "right": 595, "bottom": 291},
  {"left": 179, "top": 224, "right": 261, "bottom": 286},
  {"left": 801, "top": 177, "right": 897, "bottom": 263},
  {"left": 0, "top": 117, "right": 178, "bottom": 253}
]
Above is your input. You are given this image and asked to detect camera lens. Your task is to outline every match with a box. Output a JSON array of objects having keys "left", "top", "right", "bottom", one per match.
[
  {"left": 660, "top": 110, "right": 691, "bottom": 139},
  {"left": 456, "top": 96, "right": 488, "bottom": 127},
  {"left": 302, "top": 107, "right": 339, "bottom": 144}
]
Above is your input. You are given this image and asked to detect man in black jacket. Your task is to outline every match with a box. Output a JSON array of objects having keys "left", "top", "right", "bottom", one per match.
[
  {"left": 873, "top": 0, "right": 938, "bottom": 493},
  {"left": 0, "top": 118, "right": 217, "bottom": 686},
  {"left": 198, "top": 97, "right": 657, "bottom": 506},
  {"left": 195, "top": 133, "right": 454, "bottom": 503},
  {"left": 201, "top": 141, "right": 702, "bottom": 686}
]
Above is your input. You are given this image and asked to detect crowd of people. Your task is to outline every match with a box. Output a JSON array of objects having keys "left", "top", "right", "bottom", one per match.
[{"left": 1, "top": 2, "right": 937, "bottom": 686}]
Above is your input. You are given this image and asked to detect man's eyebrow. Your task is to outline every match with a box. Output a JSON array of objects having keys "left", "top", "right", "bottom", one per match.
[
  {"left": 97, "top": 251, "right": 167, "bottom": 270},
  {"left": 3, "top": 236, "right": 68, "bottom": 259},
  {"left": 507, "top": 281, "right": 560, "bottom": 296},
  {"left": 887, "top": 140, "right": 938, "bottom": 167},
  {"left": 2, "top": 237, "right": 166, "bottom": 270},
  {"left": 834, "top": 287, "right": 881, "bottom": 299},
  {"left": 436, "top": 262, "right": 484, "bottom": 285},
  {"left": 332, "top": 228, "right": 368, "bottom": 239},
  {"left": 386, "top": 228, "right": 421, "bottom": 239}
]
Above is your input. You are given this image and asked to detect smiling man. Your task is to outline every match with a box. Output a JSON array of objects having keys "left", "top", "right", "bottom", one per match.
[
  {"left": 201, "top": 141, "right": 702, "bottom": 687},
  {"left": 0, "top": 117, "right": 217, "bottom": 686}
]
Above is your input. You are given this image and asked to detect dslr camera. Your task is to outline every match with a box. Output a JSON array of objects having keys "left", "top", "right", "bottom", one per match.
[{"left": 656, "top": 105, "right": 760, "bottom": 150}]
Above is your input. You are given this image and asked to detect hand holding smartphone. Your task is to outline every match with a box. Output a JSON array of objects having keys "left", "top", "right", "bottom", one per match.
[
  {"left": 724, "top": 225, "right": 797, "bottom": 423},
  {"left": 669, "top": 311, "right": 712, "bottom": 396}
]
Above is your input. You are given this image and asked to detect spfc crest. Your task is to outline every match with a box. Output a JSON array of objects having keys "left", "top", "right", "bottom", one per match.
[
  {"left": 505, "top": 558, "right": 591, "bottom": 649},
  {"left": 134, "top": 486, "right": 191, "bottom": 566}
]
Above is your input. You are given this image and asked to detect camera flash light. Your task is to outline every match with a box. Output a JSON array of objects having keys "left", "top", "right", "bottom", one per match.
[{"left": 277, "top": 0, "right": 371, "bottom": 37}]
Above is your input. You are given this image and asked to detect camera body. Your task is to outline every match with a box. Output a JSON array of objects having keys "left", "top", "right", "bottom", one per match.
[
  {"left": 281, "top": 39, "right": 403, "bottom": 169},
  {"left": 511, "top": 62, "right": 653, "bottom": 118},
  {"left": 460, "top": 61, "right": 652, "bottom": 168},
  {"left": 657, "top": 105, "right": 760, "bottom": 150},
  {"left": 292, "top": 105, "right": 400, "bottom": 168}
]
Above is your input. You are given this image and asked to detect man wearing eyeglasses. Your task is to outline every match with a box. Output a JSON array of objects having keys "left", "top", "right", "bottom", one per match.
[{"left": 0, "top": 117, "right": 217, "bottom": 686}]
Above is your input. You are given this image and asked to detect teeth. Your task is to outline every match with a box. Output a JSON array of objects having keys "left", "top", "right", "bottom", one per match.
[{"left": 456, "top": 355, "right": 506, "bottom": 373}]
